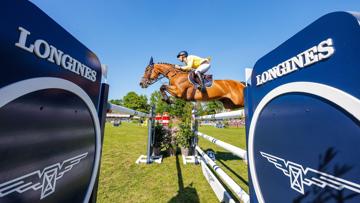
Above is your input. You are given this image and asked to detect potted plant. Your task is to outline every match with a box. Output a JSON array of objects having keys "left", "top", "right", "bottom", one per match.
[
  {"left": 153, "top": 124, "right": 165, "bottom": 156},
  {"left": 162, "top": 127, "right": 176, "bottom": 156},
  {"left": 176, "top": 122, "right": 195, "bottom": 156}
]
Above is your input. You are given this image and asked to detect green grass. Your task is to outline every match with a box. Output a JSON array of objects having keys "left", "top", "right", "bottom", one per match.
[{"left": 97, "top": 123, "right": 248, "bottom": 203}]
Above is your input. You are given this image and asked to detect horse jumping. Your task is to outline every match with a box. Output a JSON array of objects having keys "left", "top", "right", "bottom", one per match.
[{"left": 139, "top": 58, "right": 245, "bottom": 109}]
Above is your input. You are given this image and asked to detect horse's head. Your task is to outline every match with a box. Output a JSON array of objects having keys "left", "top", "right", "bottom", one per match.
[{"left": 140, "top": 57, "right": 160, "bottom": 88}]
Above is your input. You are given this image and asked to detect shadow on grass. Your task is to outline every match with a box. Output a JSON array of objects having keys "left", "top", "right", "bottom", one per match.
[
  {"left": 203, "top": 148, "right": 248, "bottom": 186},
  {"left": 168, "top": 151, "right": 199, "bottom": 203},
  {"left": 217, "top": 159, "right": 248, "bottom": 186},
  {"left": 215, "top": 151, "right": 243, "bottom": 161},
  {"left": 160, "top": 149, "right": 176, "bottom": 158}
]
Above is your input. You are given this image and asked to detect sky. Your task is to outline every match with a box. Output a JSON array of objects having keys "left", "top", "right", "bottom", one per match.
[{"left": 30, "top": 0, "right": 359, "bottom": 100}]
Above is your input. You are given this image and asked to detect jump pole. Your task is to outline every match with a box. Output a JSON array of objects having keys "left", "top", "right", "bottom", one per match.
[
  {"left": 146, "top": 105, "right": 155, "bottom": 164},
  {"left": 195, "top": 131, "right": 247, "bottom": 162},
  {"left": 196, "top": 146, "right": 250, "bottom": 203}
]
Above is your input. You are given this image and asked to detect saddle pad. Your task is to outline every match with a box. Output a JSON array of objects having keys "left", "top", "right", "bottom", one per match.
[{"left": 188, "top": 72, "right": 213, "bottom": 88}]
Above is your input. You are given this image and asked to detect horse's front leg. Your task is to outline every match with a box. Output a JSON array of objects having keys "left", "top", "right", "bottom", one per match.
[
  {"left": 160, "top": 84, "right": 180, "bottom": 104},
  {"left": 160, "top": 85, "right": 171, "bottom": 104}
]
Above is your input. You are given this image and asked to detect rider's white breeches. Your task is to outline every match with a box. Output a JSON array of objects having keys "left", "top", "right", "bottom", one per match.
[{"left": 195, "top": 63, "right": 211, "bottom": 74}]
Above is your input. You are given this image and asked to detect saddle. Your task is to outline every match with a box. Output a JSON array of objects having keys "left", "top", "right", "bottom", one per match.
[{"left": 188, "top": 71, "right": 213, "bottom": 88}]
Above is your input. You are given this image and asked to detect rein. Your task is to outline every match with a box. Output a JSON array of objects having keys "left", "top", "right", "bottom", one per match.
[{"left": 145, "top": 63, "right": 181, "bottom": 85}]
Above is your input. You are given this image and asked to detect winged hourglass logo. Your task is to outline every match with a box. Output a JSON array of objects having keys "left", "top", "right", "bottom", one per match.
[
  {"left": 260, "top": 151, "right": 360, "bottom": 195},
  {"left": 0, "top": 152, "right": 88, "bottom": 200}
]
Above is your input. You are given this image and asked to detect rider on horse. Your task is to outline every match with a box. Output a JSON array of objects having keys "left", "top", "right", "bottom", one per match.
[{"left": 176, "top": 51, "right": 211, "bottom": 92}]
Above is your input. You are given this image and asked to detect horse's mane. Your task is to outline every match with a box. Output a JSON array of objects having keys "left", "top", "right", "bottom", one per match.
[
  {"left": 156, "top": 62, "right": 188, "bottom": 73},
  {"left": 157, "top": 62, "right": 175, "bottom": 66}
]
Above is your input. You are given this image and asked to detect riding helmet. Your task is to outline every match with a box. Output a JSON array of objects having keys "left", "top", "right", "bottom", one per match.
[{"left": 177, "top": 51, "right": 188, "bottom": 58}]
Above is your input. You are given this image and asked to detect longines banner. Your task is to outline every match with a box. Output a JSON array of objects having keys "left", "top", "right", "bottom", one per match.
[
  {"left": 245, "top": 12, "right": 360, "bottom": 203},
  {"left": 0, "top": 0, "right": 103, "bottom": 202}
]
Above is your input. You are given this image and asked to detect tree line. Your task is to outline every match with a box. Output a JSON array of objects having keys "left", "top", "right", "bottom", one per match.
[{"left": 109, "top": 91, "right": 225, "bottom": 117}]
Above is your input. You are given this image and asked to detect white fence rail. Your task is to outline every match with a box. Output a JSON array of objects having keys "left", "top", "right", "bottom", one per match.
[
  {"left": 196, "top": 109, "right": 244, "bottom": 120},
  {"left": 196, "top": 146, "right": 250, "bottom": 203},
  {"left": 196, "top": 131, "right": 247, "bottom": 162},
  {"left": 109, "top": 103, "right": 150, "bottom": 118},
  {"left": 199, "top": 158, "right": 235, "bottom": 203}
]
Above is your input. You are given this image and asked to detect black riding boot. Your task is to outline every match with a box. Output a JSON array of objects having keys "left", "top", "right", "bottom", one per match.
[{"left": 196, "top": 72, "right": 206, "bottom": 92}]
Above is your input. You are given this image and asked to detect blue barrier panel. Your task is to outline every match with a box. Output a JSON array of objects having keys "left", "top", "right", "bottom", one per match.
[
  {"left": 0, "top": 1, "right": 106, "bottom": 202},
  {"left": 245, "top": 12, "right": 360, "bottom": 203}
]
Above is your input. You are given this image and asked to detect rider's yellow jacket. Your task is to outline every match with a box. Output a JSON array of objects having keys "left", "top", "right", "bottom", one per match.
[{"left": 181, "top": 55, "right": 210, "bottom": 71}]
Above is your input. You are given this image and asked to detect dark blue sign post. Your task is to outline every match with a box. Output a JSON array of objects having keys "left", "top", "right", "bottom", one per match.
[
  {"left": 0, "top": 1, "right": 108, "bottom": 202},
  {"left": 245, "top": 12, "right": 360, "bottom": 202}
]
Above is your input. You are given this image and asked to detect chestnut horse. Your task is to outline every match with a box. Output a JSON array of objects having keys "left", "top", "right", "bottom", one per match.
[{"left": 140, "top": 58, "right": 245, "bottom": 109}]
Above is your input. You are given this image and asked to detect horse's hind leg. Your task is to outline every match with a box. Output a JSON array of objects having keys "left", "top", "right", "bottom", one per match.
[
  {"left": 219, "top": 98, "right": 236, "bottom": 109},
  {"left": 225, "top": 81, "right": 245, "bottom": 108}
]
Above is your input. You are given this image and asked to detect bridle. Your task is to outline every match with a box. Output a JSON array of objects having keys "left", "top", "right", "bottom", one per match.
[{"left": 142, "top": 63, "right": 177, "bottom": 86}]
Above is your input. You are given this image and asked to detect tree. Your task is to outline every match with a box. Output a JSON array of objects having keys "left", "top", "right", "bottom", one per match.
[
  {"left": 169, "top": 97, "right": 189, "bottom": 118},
  {"left": 195, "top": 102, "right": 206, "bottom": 116},
  {"left": 150, "top": 91, "right": 171, "bottom": 114},
  {"left": 109, "top": 99, "right": 123, "bottom": 106},
  {"left": 204, "top": 100, "right": 224, "bottom": 114},
  {"left": 122, "top": 91, "right": 150, "bottom": 113}
]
